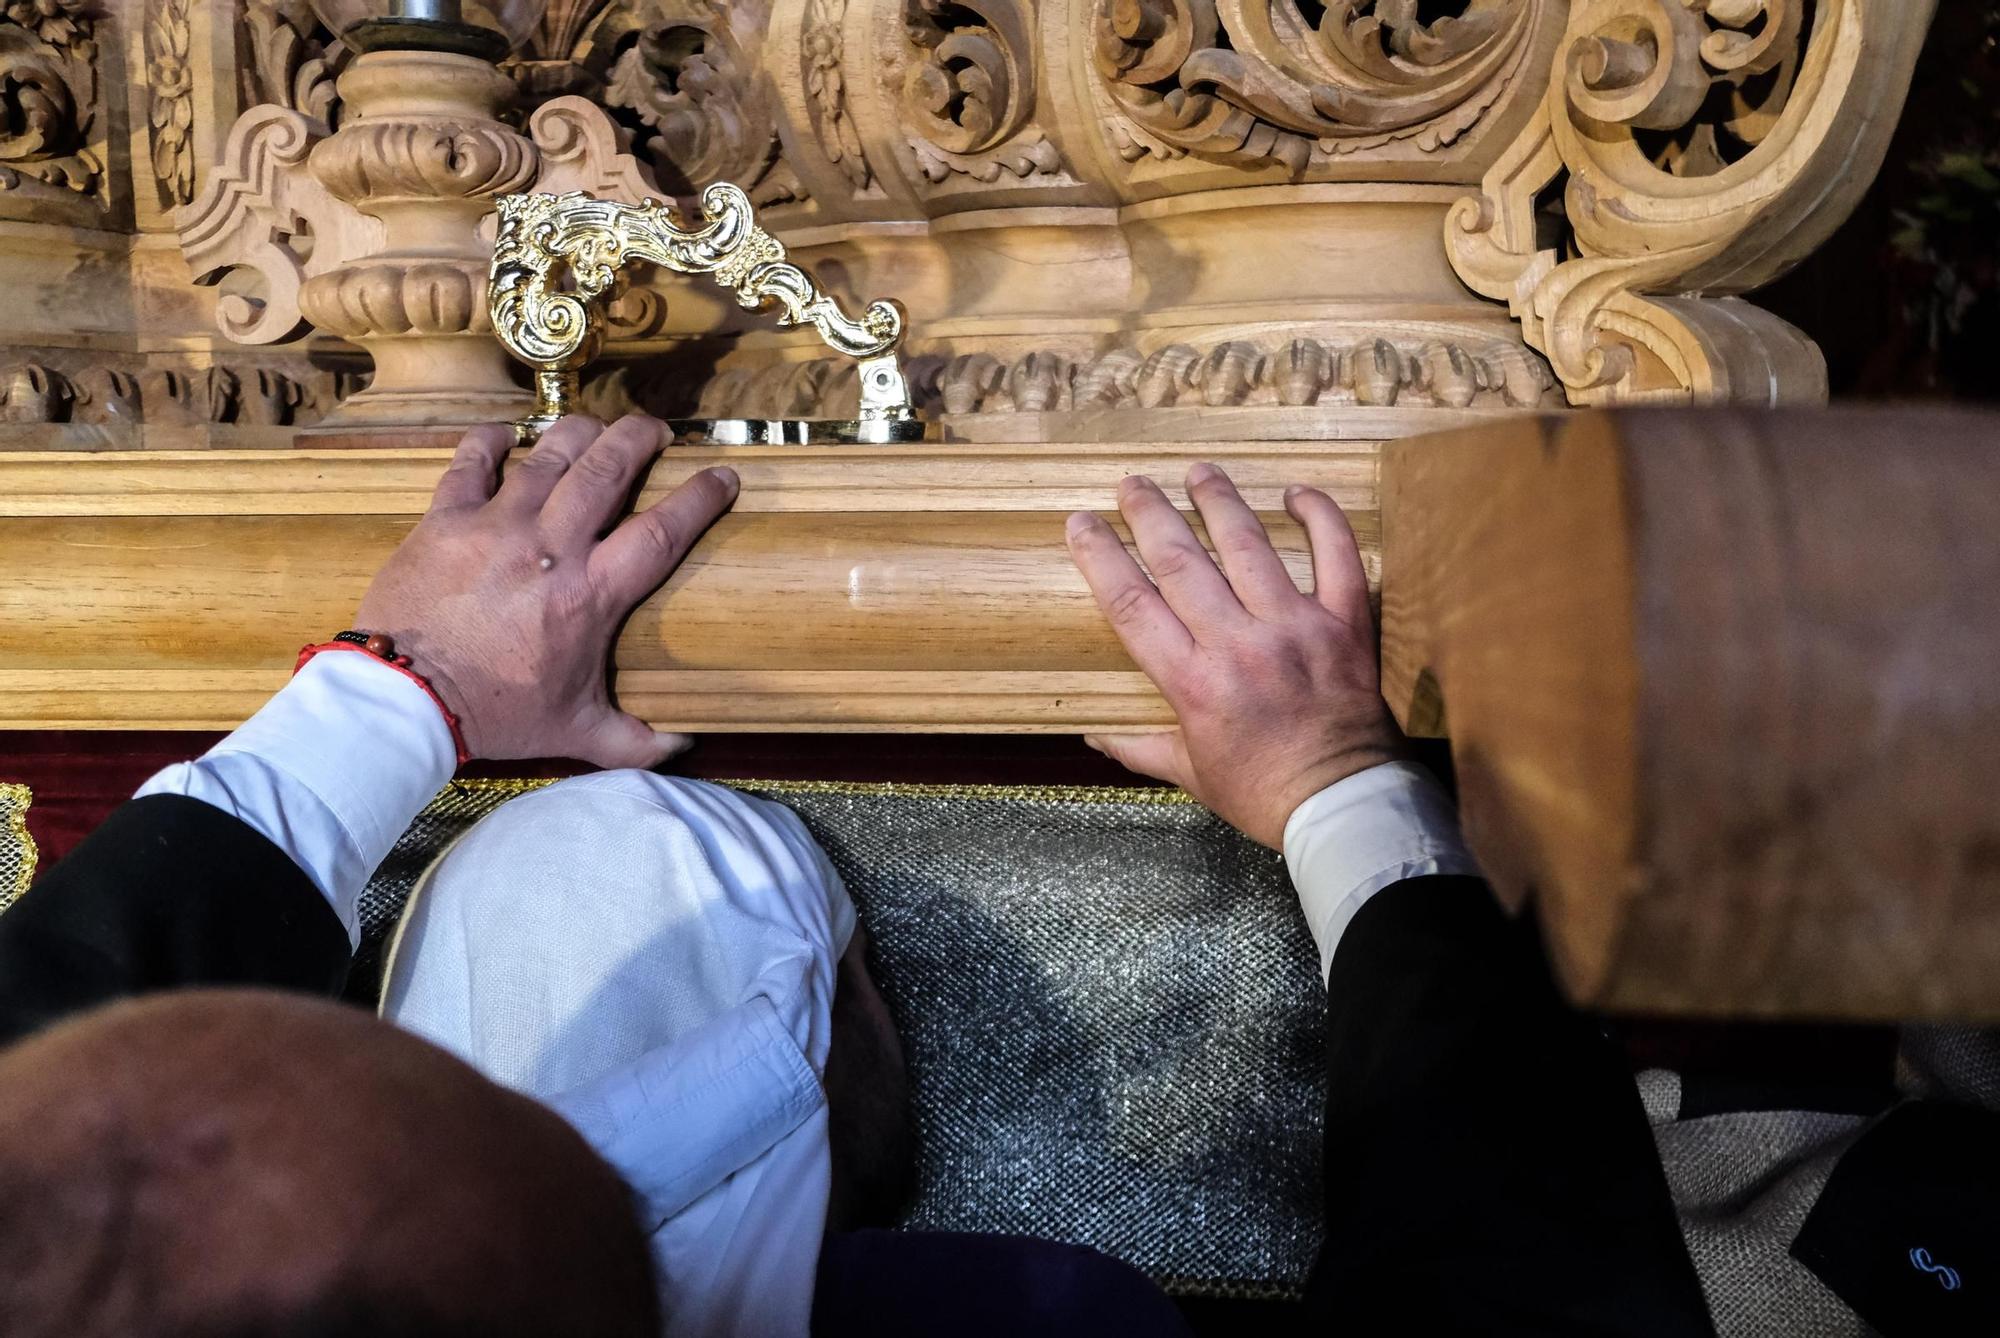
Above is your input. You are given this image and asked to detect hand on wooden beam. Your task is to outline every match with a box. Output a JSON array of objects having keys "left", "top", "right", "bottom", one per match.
[
  {"left": 1065, "top": 464, "right": 1402, "bottom": 848},
  {"left": 353, "top": 414, "right": 740, "bottom": 769}
]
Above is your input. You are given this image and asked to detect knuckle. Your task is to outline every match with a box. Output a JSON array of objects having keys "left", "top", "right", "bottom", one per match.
[
  {"left": 435, "top": 462, "right": 478, "bottom": 494},
  {"left": 1146, "top": 543, "right": 1206, "bottom": 583},
  {"left": 1104, "top": 581, "right": 1155, "bottom": 628},
  {"left": 518, "top": 449, "right": 566, "bottom": 478},
  {"left": 634, "top": 511, "right": 685, "bottom": 561},
  {"left": 570, "top": 447, "right": 628, "bottom": 487},
  {"left": 1218, "top": 528, "right": 1269, "bottom": 560}
]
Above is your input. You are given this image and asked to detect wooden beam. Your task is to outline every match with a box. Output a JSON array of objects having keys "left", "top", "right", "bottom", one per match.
[
  {"left": 0, "top": 440, "right": 1376, "bottom": 734},
  {"left": 1381, "top": 408, "right": 2000, "bottom": 1021}
]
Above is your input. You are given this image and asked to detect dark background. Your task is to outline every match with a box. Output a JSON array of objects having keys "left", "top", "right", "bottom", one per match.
[{"left": 1760, "top": 1, "right": 2000, "bottom": 402}]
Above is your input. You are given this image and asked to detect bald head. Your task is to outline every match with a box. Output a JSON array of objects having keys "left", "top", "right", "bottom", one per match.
[{"left": 0, "top": 990, "right": 658, "bottom": 1338}]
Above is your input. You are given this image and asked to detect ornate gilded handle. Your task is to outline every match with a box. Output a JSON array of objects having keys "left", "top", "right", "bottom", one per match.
[{"left": 490, "top": 183, "right": 912, "bottom": 436}]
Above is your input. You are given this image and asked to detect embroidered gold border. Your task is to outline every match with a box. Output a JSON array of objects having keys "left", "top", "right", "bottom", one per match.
[
  {"left": 0, "top": 782, "right": 38, "bottom": 908},
  {"left": 0, "top": 773, "right": 1195, "bottom": 913},
  {"left": 438, "top": 777, "right": 1196, "bottom": 807}
]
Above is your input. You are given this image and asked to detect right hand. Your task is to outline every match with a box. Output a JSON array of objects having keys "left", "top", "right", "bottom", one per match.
[
  {"left": 354, "top": 414, "right": 738, "bottom": 770},
  {"left": 1065, "top": 463, "right": 1403, "bottom": 848}
]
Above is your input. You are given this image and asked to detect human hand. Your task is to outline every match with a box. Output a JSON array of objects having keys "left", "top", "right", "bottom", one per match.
[
  {"left": 1065, "top": 464, "right": 1402, "bottom": 848},
  {"left": 354, "top": 414, "right": 738, "bottom": 768}
]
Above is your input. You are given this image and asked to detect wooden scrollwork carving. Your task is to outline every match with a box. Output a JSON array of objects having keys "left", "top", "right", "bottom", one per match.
[
  {"left": 1447, "top": 0, "right": 1937, "bottom": 405},
  {"left": 1093, "top": 0, "right": 1558, "bottom": 170},
  {"left": 902, "top": 0, "right": 1062, "bottom": 183},
  {"left": 0, "top": 0, "right": 101, "bottom": 200}
]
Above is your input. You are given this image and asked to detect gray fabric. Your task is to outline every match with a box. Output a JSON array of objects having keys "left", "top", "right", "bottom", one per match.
[
  {"left": 1899, "top": 1025, "right": 2000, "bottom": 1109},
  {"left": 1647, "top": 1093, "right": 1872, "bottom": 1338},
  {"left": 1643, "top": 1028, "right": 2000, "bottom": 1338},
  {"left": 352, "top": 780, "right": 1325, "bottom": 1300}
]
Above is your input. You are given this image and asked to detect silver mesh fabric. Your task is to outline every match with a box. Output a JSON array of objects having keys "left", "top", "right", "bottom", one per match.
[{"left": 349, "top": 779, "right": 1327, "bottom": 1300}]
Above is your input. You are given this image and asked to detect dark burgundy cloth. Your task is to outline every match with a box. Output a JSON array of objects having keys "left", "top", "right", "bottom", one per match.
[{"left": 0, "top": 730, "right": 1155, "bottom": 869}]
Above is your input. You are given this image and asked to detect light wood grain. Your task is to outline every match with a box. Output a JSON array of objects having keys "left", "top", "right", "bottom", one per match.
[
  {"left": 0, "top": 442, "right": 1377, "bottom": 516},
  {"left": 0, "top": 442, "right": 1374, "bottom": 733},
  {"left": 1381, "top": 407, "right": 2000, "bottom": 1022}
]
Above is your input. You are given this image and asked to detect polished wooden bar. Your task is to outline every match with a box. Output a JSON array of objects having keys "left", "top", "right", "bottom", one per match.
[{"left": 0, "top": 440, "right": 1377, "bottom": 733}]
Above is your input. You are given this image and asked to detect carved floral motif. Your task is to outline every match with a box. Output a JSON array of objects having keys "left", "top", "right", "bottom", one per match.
[
  {"left": 1093, "top": 0, "right": 1551, "bottom": 170},
  {"left": 610, "top": 331, "right": 1558, "bottom": 421},
  {"left": 4, "top": 0, "right": 88, "bottom": 53},
  {"left": 532, "top": 0, "right": 618, "bottom": 59},
  {"left": 144, "top": 0, "right": 195, "bottom": 204},
  {"left": 803, "top": 0, "right": 871, "bottom": 189}
]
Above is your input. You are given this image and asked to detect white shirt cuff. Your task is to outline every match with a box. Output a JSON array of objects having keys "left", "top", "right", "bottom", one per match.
[
  {"left": 1282, "top": 760, "right": 1481, "bottom": 982},
  {"left": 135, "top": 651, "right": 457, "bottom": 943}
]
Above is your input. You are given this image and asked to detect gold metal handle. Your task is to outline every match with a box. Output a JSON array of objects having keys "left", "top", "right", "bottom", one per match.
[{"left": 489, "top": 184, "right": 916, "bottom": 439}]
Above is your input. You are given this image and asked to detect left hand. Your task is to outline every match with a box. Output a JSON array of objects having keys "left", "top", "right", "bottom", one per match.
[{"left": 355, "top": 414, "right": 738, "bottom": 768}]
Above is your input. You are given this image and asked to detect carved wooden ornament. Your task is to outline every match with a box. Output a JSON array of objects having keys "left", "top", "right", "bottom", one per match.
[{"left": 1447, "top": 0, "right": 1937, "bottom": 406}]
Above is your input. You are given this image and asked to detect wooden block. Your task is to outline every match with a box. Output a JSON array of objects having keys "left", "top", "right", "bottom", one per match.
[{"left": 1381, "top": 407, "right": 2000, "bottom": 1021}]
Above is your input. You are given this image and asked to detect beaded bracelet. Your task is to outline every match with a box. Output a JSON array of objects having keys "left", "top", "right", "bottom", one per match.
[{"left": 294, "top": 631, "right": 471, "bottom": 766}]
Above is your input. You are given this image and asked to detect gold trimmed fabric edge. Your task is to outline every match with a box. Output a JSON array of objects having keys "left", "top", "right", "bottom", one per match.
[
  {"left": 437, "top": 776, "right": 1195, "bottom": 806},
  {"left": 1, "top": 782, "right": 38, "bottom": 906},
  {"left": 439, "top": 777, "right": 557, "bottom": 799}
]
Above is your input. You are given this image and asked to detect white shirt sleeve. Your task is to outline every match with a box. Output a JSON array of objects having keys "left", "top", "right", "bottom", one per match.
[
  {"left": 135, "top": 651, "right": 457, "bottom": 945},
  {"left": 1282, "top": 760, "right": 1482, "bottom": 982}
]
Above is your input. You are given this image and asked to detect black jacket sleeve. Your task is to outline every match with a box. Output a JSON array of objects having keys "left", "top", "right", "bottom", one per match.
[
  {"left": 0, "top": 794, "right": 351, "bottom": 1047},
  {"left": 1308, "top": 875, "right": 1714, "bottom": 1336}
]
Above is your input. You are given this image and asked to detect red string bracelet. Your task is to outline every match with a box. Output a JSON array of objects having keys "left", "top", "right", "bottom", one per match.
[{"left": 294, "top": 632, "right": 471, "bottom": 766}]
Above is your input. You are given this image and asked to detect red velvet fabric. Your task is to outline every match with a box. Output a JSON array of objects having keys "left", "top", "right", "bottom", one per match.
[{"left": 0, "top": 730, "right": 1153, "bottom": 871}]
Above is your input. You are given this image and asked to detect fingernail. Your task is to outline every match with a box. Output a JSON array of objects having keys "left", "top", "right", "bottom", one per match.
[
  {"left": 711, "top": 465, "right": 740, "bottom": 496},
  {"left": 1188, "top": 461, "right": 1221, "bottom": 486},
  {"left": 1284, "top": 484, "right": 1305, "bottom": 501},
  {"left": 1065, "top": 511, "right": 1098, "bottom": 541},
  {"left": 1082, "top": 734, "right": 1105, "bottom": 754},
  {"left": 1118, "top": 473, "right": 1148, "bottom": 495}
]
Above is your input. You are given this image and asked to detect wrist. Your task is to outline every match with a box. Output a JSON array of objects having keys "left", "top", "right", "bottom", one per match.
[
  {"left": 296, "top": 632, "right": 470, "bottom": 765},
  {"left": 1282, "top": 760, "right": 1480, "bottom": 978},
  {"left": 1262, "top": 737, "right": 1404, "bottom": 845}
]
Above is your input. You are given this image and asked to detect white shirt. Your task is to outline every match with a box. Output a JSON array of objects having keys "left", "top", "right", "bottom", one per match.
[
  {"left": 376, "top": 770, "right": 854, "bottom": 1337},
  {"left": 135, "top": 653, "right": 1479, "bottom": 1328}
]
